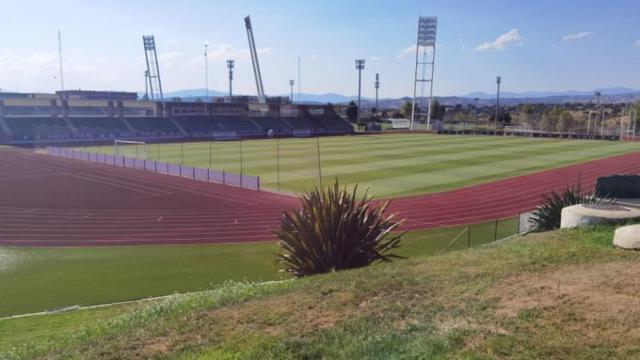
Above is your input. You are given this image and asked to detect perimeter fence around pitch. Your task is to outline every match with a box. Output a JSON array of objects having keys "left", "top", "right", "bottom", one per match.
[
  {"left": 45, "top": 146, "right": 260, "bottom": 191},
  {"left": 413, "top": 211, "right": 536, "bottom": 256}
]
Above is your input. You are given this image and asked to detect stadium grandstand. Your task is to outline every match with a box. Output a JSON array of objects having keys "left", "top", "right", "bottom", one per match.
[{"left": 0, "top": 90, "right": 353, "bottom": 144}]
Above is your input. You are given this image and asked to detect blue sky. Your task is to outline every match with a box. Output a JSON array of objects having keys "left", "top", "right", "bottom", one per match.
[{"left": 1, "top": 0, "right": 639, "bottom": 97}]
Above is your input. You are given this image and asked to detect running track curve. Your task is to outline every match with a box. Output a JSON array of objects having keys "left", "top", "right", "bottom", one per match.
[{"left": 0, "top": 148, "right": 639, "bottom": 246}]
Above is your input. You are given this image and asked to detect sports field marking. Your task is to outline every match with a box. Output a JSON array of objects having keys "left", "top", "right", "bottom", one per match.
[{"left": 86, "top": 134, "right": 640, "bottom": 197}]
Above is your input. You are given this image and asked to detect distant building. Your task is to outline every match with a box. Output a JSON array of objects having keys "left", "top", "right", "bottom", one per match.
[{"left": 55, "top": 90, "right": 138, "bottom": 101}]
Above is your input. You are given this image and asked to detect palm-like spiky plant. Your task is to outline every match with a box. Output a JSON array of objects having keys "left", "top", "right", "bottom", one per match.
[
  {"left": 275, "top": 180, "right": 404, "bottom": 277},
  {"left": 529, "top": 182, "right": 611, "bottom": 231}
]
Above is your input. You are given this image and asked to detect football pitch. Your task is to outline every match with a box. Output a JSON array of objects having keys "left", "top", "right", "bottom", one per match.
[{"left": 89, "top": 134, "right": 640, "bottom": 197}]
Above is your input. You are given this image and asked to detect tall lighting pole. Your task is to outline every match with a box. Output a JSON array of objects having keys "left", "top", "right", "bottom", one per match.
[
  {"left": 495, "top": 76, "right": 501, "bottom": 132},
  {"left": 355, "top": 59, "right": 365, "bottom": 123},
  {"left": 227, "top": 60, "right": 235, "bottom": 100},
  {"left": 373, "top": 73, "right": 380, "bottom": 111},
  {"left": 204, "top": 43, "right": 209, "bottom": 98},
  {"left": 374, "top": 73, "right": 380, "bottom": 112},
  {"left": 57, "top": 30, "right": 65, "bottom": 91},
  {"left": 474, "top": 97, "right": 479, "bottom": 122},
  {"left": 289, "top": 79, "right": 295, "bottom": 103},
  {"left": 594, "top": 91, "right": 602, "bottom": 135}
]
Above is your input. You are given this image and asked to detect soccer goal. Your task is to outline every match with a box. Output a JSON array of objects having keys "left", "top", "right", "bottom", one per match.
[{"left": 114, "top": 140, "right": 148, "bottom": 159}]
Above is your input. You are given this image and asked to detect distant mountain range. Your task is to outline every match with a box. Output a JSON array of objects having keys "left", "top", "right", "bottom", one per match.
[
  {"left": 158, "top": 87, "right": 640, "bottom": 107},
  {"left": 462, "top": 87, "right": 639, "bottom": 100}
]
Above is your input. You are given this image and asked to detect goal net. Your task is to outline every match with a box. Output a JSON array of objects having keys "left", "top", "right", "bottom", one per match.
[{"left": 114, "top": 140, "right": 148, "bottom": 159}]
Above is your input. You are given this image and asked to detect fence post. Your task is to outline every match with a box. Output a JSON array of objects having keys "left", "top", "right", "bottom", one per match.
[
  {"left": 193, "top": 166, "right": 195, "bottom": 180},
  {"left": 209, "top": 139, "right": 212, "bottom": 170},
  {"left": 316, "top": 137, "right": 323, "bottom": 188},
  {"left": 180, "top": 164, "right": 182, "bottom": 176},
  {"left": 276, "top": 138, "right": 280, "bottom": 192},
  {"left": 467, "top": 225, "right": 471, "bottom": 248},
  {"left": 494, "top": 219, "right": 499, "bottom": 241},
  {"left": 239, "top": 140, "right": 243, "bottom": 177},
  {"left": 257, "top": 175, "right": 260, "bottom": 191},
  {"left": 223, "top": 170, "right": 226, "bottom": 184}
]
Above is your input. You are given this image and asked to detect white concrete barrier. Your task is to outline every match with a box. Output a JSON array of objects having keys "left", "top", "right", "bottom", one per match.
[
  {"left": 613, "top": 224, "right": 640, "bottom": 250},
  {"left": 560, "top": 204, "right": 640, "bottom": 229}
]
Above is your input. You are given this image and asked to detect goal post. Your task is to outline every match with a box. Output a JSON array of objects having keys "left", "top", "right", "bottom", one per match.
[{"left": 114, "top": 140, "right": 148, "bottom": 159}]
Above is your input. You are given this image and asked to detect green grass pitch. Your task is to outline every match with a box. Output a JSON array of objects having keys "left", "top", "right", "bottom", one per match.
[
  {"left": 91, "top": 134, "right": 640, "bottom": 197},
  {"left": 0, "top": 218, "right": 517, "bottom": 317}
]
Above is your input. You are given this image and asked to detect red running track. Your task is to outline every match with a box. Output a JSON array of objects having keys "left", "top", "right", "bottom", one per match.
[{"left": 0, "top": 149, "right": 639, "bottom": 246}]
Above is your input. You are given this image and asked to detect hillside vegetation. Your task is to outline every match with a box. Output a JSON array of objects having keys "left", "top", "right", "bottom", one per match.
[{"left": 3, "top": 225, "right": 640, "bottom": 359}]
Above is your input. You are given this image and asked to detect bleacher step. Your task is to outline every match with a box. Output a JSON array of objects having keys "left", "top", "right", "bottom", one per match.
[
  {"left": 121, "top": 118, "right": 135, "bottom": 132},
  {"left": 63, "top": 117, "right": 79, "bottom": 135},
  {"left": 0, "top": 118, "right": 13, "bottom": 136},
  {"left": 170, "top": 118, "right": 189, "bottom": 137}
]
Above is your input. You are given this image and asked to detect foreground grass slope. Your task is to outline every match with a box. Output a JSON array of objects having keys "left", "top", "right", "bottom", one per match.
[
  {"left": 0, "top": 218, "right": 516, "bottom": 317},
  {"left": 3, "top": 224, "right": 639, "bottom": 359},
  {"left": 87, "top": 134, "right": 640, "bottom": 196}
]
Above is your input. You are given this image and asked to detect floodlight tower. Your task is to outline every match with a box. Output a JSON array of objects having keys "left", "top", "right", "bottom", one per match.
[
  {"left": 595, "top": 91, "right": 602, "bottom": 135},
  {"left": 355, "top": 59, "right": 365, "bottom": 123},
  {"left": 204, "top": 43, "right": 209, "bottom": 98},
  {"left": 495, "top": 76, "right": 501, "bottom": 131},
  {"left": 289, "top": 80, "right": 295, "bottom": 103},
  {"left": 374, "top": 73, "right": 380, "bottom": 111},
  {"left": 227, "top": 60, "right": 235, "bottom": 99},
  {"left": 57, "top": 30, "right": 65, "bottom": 91},
  {"left": 142, "top": 35, "right": 164, "bottom": 100},
  {"left": 244, "top": 16, "right": 266, "bottom": 103},
  {"left": 411, "top": 16, "right": 438, "bottom": 130}
]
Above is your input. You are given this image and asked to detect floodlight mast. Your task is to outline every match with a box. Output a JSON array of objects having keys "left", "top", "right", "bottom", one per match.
[
  {"left": 495, "top": 76, "right": 501, "bottom": 131},
  {"left": 142, "top": 35, "right": 164, "bottom": 100},
  {"left": 244, "top": 16, "right": 266, "bottom": 103},
  {"left": 227, "top": 60, "right": 235, "bottom": 99},
  {"left": 57, "top": 30, "right": 65, "bottom": 91},
  {"left": 355, "top": 59, "right": 365, "bottom": 123},
  {"left": 289, "top": 80, "right": 295, "bottom": 103},
  {"left": 204, "top": 43, "right": 209, "bottom": 98},
  {"left": 411, "top": 16, "right": 437, "bottom": 131},
  {"left": 374, "top": 73, "right": 380, "bottom": 111}
]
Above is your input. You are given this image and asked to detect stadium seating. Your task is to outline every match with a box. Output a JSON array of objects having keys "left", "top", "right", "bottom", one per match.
[
  {"left": 0, "top": 104, "right": 352, "bottom": 143},
  {"left": 70, "top": 117, "right": 132, "bottom": 139},
  {"left": 250, "top": 117, "right": 293, "bottom": 134},
  {"left": 126, "top": 117, "right": 180, "bottom": 136},
  {"left": 310, "top": 109, "right": 353, "bottom": 132},
  {"left": 5, "top": 117, "right": 72, "bottom": 140}
]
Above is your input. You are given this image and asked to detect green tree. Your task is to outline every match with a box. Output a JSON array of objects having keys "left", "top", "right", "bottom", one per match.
[
  {"left": 346, "top": 101, "right": 358, "bottom": 122},
  {"left": 400, "top": 101, "right": 415, "bottom": 119},
  {"left": 556, "top": 111, "right": 575, "bottom": 132},
  {"left": 430, "top": 99, "right": 445, "bottom": 120}
]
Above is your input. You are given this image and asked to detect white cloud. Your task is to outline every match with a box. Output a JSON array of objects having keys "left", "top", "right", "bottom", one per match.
[
  {"left": 0, "top": 52, "right": 117, "bottom": 91},
  {"left": 158, "top": 51, "right": 184, "bottom": 68},
  {"left": 562, "top": 31, "right": 594, "bottom": 41},
  {"left": 309, "top": 54, "right": 318, "bottom": 60},
  {"left": 396, "top": 45, "right": 415, "bottom": 59},
  {"left": 634, "top": 40, "right": 640, "bottom": 48},
  {"left": 474, "top": 29, "right": 522, "bottom": 51},
  {"left": 370, "top": 56, "right": 381, "bottom": 61},
  {"left": 188, "top": 43, "right": 272, "bottom": 67}
]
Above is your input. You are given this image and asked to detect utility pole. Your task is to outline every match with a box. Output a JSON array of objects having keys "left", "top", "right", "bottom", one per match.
[
  {"left": 495, "top": 76, "right": 501, "bottom": 132},
  {"left": 289, "top": 80, "right": 295, "bottom": 103},
  {"left": 227, "top": 60, "right": 235, "bottom": 99},
  {"left": 474, "top": 97, "right": 479, "bottom": 122},
  {"left": 594, "top": 91, "right": 602, "bottom": 136},
  {"left": 204, "top": 43, "right": 209, "bottom": 98},
  {"left": 297, "top": 57, "right": 301, "bottom": 102},
  {"left": 374, "top": 73, "right": 380, "bottom": 112},
  {"left": 355, "top": 59, "right": 365, "bottom": 123},
  {"left": 57, "top": 30, "right": 65, "bottom": 91}
]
